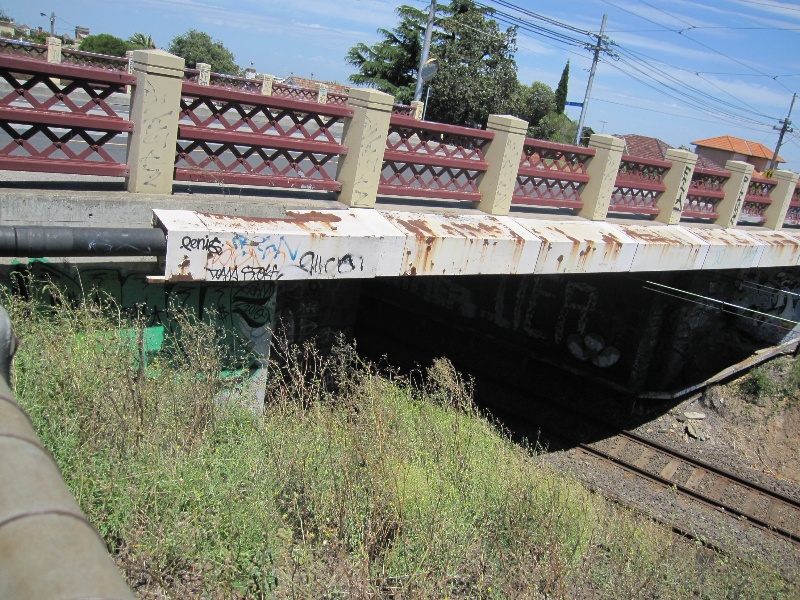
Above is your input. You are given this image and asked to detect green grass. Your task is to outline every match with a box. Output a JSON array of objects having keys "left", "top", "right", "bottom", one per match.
[{"left": 3, "top": 287, "right": 796, "bottom": 599}]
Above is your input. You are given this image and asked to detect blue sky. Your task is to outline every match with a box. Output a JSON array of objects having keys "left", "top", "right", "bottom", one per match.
[{"left": 4, "top": 0, "right": 800, "bottom": 170}]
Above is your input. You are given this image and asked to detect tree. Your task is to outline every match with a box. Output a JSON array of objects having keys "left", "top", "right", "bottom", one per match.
[
  {"left": 78, "top": 33, "right": 130, "bottom": 57},
  {"left": 128, "top": 33, "right": 156, "bottom": 50},
  {"left": 346, "top": 1, "right": 519, "bottom": 127},
  {"left": 167, "top": 29, "right": 239, "bottom": 75},
  {"left": 512, "top": 81, "right": 556, "bottom": 135},
  {"left": 426, "top": 0, "right": 519, "bottom": 126},
  {"left": 345, "top": 5, "right": 426, "bottom": 105},
  {"left": 533, "top": 112, "right": 578, "bottom": 144},
  {"left": 555, "top": 60, "right": 569, "bottom": 114}
]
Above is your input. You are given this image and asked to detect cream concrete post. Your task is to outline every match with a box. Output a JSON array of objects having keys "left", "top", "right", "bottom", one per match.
[
  {"left": 763, "top": 170, "right": 799, "bottom": 230},
  {"left": 317, "top": 84, "right": 328, "bottom": 105},
  {"left": 46, "top": 37, "right": 61, "bottom": 63},
  {"left": 335, "top": 88, "right": 394, "bottom": 208},
  {"left": 410, "top": 100, "right": 424, "bottom": 120},
  {"left": 714, "top": 160, "right": 754, "bottom": 228},
  {"left": 197, "top": 62, "right": 211, "bottom": 86},
  {"left": 655, "top": 148, "right": 697, "bottom": 225},
  {"left": 259, "top": 74, "right": 274, "bottom": 96},
  {"left": 126, "top": 50, "right": 185, "bottom": 195},
  {"left": 125, "top": 50, "right": 134, "bottom": 93},
  {"left": 475, "top": 114, "right": 528, "bottom": 215},
  {"left": 578, "top": 134, "right": 625, "bottom": 221}
]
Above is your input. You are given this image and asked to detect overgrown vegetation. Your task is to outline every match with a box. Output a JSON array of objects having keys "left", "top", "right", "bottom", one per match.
[
  {"left": 739, "top": 355, "right": 800, "bottom": 406},
  {"left": 3, "top": 287, "right": 795, "bottom": 598}
]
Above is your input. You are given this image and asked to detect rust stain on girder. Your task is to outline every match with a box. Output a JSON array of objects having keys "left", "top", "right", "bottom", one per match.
[{"left": 197, "top": 210, "right": 343, "bottom": 232}]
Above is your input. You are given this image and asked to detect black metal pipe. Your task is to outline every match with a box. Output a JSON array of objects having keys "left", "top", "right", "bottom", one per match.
[{"left": 0, "top": 226, "right": 167, "bottom": 257}]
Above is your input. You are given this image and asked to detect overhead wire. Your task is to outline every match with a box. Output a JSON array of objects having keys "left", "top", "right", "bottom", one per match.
[
  {"left": 599, "top": 0, "right": 796, "bottom": 93},
  {"left": 592, "top": 98, "right": 777, "bottom": 134},
  {"left": 604, "top": 57, "right": 776, "bottom": 128},
  {"left": 611, "top": 45, "right": 777, "bottom": 121},
  {"left": 732, "top": 0, "right": 800, "bottom": 13}
]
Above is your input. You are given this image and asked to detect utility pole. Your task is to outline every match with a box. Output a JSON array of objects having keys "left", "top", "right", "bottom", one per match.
[
  {"left": 575, "top": 14, "right": 607, "bottom": 146},
  {"left": 768, "top": 92, "right": 796, "bottom": 172},
  {"left": 414, "top": 0, "right": 436, "bottom": 102},
  {"left": 40, "top": 12, "right": 55, "bottom": 36}
]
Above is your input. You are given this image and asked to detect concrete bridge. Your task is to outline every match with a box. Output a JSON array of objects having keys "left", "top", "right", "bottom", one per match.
[{"left": 1, "top": 41, "right": 800, "bottom": 398}]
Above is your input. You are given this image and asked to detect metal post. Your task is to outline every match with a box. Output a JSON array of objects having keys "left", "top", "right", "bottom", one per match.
[
  {"left": 414, "top": 0, "right": 436, "bottom": 102},
  {"left": 575, "top": 14, "right": 607, "bottom": 146},
  {"left": 49, "top": 12, "right": 55, "bottom": 36}
]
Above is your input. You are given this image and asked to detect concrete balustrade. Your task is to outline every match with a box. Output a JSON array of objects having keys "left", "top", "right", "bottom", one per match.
[
  {"left": 655, "top": 149, "right": 697, "bottom": 225},
  {"left": 476, "top": 114, "right": 529, "bottom": 215},
  {"left": 126, "top": 50, "right": 186, "bottom": 194},
  {"left": 196, "top": 62, "right": 211, "bottom": 86},
  {"left": 715, "top": 160, "right": 755, "bottom": 228},
  {"left": 763, "top": 170, "right": 800, "bottom": 230},
  {"left": 259, "top": 73, "right": 274, "bottom": 96},
  {"left": 45, "top": 37, "right": 61, "bottom": 63},
  {"left": 335, "top": 88, "right": 395, "bottom": 208},
  {"left": 410, "top": 100, "right": 424, "bottom": 120},
  {"left": 578, "top": 134, "right": 626, "bottom": 221}
]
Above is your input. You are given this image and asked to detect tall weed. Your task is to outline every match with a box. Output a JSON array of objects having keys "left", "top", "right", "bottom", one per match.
[{"left": 2, "top": 287, "right": 794, "bottom": 598}]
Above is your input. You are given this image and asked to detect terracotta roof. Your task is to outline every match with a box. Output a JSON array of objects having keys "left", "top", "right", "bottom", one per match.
[
  {"left": 614, "top": 134, "right": 672, "bottom": 161},
  {"left": 283, "top": 76, "right": 349, "bottom": 95},
  {"left": 695, "top": 155, "right": 727, "bottom": 171},
  {"left": 692, "top": 135, "right": 784, "bottom": 163}
]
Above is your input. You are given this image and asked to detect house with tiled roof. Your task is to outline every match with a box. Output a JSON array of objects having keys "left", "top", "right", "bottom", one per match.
[
  {"left": 614, "top": 134, "right": 726, "bottom": 171},
  {"left": 613, "top": 134, "right": 672, "bottom": 162},
  {"left": 692, "top": 135, "right": 783, "bottom": 174}
]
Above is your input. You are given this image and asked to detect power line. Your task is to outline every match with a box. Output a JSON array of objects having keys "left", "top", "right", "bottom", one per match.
[
  {"left": 612, "top": 46, "right": 778, "bottom": 121},
  {"left": 592, "top": 98, "right": 776, "bottom": 134},
  {"left": 603, "top": 59, "right": 775, "bottom": 129},
  {"left": 607, "top": 54, "right": 776, "bottom": 127},
  {"left": 733, "top": 0, "right": 800, "bottom": 13},
  {"left": 598, "top": 0, "right": 796, "bottom": 94},
  {"left": 473, "top": 1, "right": 590, "bottom": 47},
  {"left": 606, "top": 26, "right": 800, "bottom": 32}
]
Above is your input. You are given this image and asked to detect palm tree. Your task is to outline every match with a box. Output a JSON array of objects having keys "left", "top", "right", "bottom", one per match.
[{"left": 128, "top": 32, "right": 155, "bottom": 50}]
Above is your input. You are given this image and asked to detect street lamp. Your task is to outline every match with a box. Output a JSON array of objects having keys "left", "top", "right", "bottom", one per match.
[{"left": 39, "top": 12, "right": 55, "bottom": 36}]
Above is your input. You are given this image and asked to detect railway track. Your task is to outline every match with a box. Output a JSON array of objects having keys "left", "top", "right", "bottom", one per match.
[
  {"left": 476, "top": 380, "right": 800, "bottom": 549},
  {"left": 579, "top": 430, "right": 800, "bottom": 546}
]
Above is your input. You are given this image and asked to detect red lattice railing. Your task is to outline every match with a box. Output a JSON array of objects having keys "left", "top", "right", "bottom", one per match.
[
  {"left": 682, "top": 167, "right": 730, "bottom": 220},
  {"left": 392, "top": 104, "right": 415, "bottom": 117},
  {"left": 328, "top": 91, "right": 349, "bottom": 106},
  {"left": 272, "top": 82, "right": 320, "bottom": 103},
  {"left": 175, "top": 81, "right": 352, "bottom": 191},
  {"left": 609, "top": 154, "right": 670, "bottom": 215},
  {"left": 183, "top": 69, "right": 262, "bottom": 94},
  {"left": 740, "top": 175, "right": 776, "bottom": 223},
  {"left": 512, "top": 138, "right": 595, "bottom": 210},
  {"left": 0, "top": 54, "right": 134, "bottom": 177},
  {"left": 61, "top": 48, "right": 129, "bottom": 72},
  {"left": 379, "top": 115, "right": 493, "bottom": 202},
  {"left": 0, "top": 38, "right": 47, "bottom": 60},
  {"left": 784, "top": 184, "right": 800, "bottom": 226}
]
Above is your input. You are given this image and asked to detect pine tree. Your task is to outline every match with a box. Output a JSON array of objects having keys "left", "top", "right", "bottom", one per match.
[{"left": 555, "top": 60, "right": 570, "bottom": 114}]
